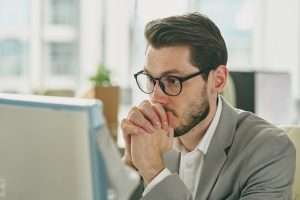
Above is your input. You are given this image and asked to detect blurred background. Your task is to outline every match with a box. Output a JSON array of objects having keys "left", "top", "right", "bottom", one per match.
[{"left": 1, "top": 0, "right": 300, "bottom": 145}]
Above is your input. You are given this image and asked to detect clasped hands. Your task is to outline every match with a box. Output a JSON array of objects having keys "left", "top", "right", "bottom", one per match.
[{"left": 121, "top": 100, "right": 175, "bottom": 184}]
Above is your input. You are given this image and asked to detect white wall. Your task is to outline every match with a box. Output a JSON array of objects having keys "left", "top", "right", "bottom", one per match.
[
  {"left": 253, "top": 0, "right": 300, "bottom": 97},
  {"left": 105, "top": 0, "right": 131, "bottom": 87}
]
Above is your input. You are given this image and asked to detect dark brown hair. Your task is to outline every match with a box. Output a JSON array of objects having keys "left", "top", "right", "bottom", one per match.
[{"left": 145, "top": 12, "right": 227, "bottom": 79}]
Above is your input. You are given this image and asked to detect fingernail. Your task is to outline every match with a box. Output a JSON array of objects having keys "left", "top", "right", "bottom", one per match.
[
  {"left": 156, "top": 121, "right": 161, "bottom": 128},
  {"left": 164, "top": 121, "right": 168, "bottom": 127}
]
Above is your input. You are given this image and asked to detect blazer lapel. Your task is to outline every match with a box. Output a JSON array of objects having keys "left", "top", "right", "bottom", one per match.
[
  {"left": 195, "top": 97, "right": 238, "bottom": 200},
  {"left": 163, "top": 149, "right": 180, "bottom": 173}
]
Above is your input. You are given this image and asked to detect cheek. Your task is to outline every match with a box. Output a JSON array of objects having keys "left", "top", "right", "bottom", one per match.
[
  {"left": 172, "top": 98, "right": 185, "bottom": 116},
  {"left": 168, "top": 95, "right": 191, "bottom": 122},
  {"left": 167, "top": 83, "right": 206, "bottom": 124},
  {"left": 179, "top": 87, "right": 207, "bottom": 116},
  {"left": 165, "top": 97, "right": 184, "bottom": 124}
]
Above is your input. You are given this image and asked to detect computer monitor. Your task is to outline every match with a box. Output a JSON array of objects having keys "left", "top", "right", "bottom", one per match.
[{"left": 0, "top": 94, "right": 139, "bottom": 200}]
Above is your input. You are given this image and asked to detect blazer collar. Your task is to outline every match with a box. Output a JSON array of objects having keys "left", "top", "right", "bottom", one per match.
[{"left": 195, "top": 97, "right": 238, "bottom": 199}]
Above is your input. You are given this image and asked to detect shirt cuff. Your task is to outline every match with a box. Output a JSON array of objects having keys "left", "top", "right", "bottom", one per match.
[{"left": 142, "top": 168, "right": 172, "bottom": 196}]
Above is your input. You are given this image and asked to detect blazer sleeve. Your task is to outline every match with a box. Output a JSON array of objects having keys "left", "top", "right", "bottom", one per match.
[
  {"left": 142, "top": 174, "right": 193, "bottom": 200},
  {"left": 239, "top": 133, "right": 296, "bottom": 200}
]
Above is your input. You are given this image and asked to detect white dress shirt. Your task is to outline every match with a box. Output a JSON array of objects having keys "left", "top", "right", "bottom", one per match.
[{"left": 143, "top": 97, "right": 223, "bottom": 199}]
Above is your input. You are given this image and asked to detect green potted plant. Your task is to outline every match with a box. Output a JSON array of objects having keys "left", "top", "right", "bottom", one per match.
[
  {"left": 88, "top": 64, "right": 120, "bottom": 141},
  {"left": 89, "top": 64, "right": 112, "bottom": 86}
]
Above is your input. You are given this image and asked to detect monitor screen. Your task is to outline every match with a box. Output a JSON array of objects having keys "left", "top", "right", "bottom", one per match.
[{"left": 0, "top": 94, "right": 139, "bottom": 200}]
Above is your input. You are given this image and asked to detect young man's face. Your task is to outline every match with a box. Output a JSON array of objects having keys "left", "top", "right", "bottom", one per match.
[{"left": 144, "top": 45, "right": 214, "bottom": 137}]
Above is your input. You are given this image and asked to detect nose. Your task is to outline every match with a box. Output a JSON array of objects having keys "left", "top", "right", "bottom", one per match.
[{"left": 150, "top": 81, "right": 168, "bottom": 105}]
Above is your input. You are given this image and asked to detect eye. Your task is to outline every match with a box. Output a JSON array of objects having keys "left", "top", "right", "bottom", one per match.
[{"left": 163, "top": 76, "right": 181, "bottom": 87}]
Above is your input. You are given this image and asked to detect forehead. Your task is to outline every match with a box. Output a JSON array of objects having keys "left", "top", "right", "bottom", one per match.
[{"left": 144, "top": 45, "right": 198, "bottom": 75}]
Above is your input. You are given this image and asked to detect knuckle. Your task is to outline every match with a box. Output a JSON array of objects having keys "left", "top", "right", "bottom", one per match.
[
  {"left": 128, "top": 107, "right": 140, "bottom": 119},
  {"left": 141, "top": 100, "right": 150, "bottom": 106},
  {"left": 129, "top": 106, "right": 138, "bottom": 115},
  {"left": 139, "top": 100, "right": 151, "bottom": 110},
  {"left": 121, "top": 121, "right": 133, "bottom": 134},
  {"left": 155, "top": 103, "right": 164, "bottom": 113},
  {"left": 155, "top": 105, "right": 166, "bottom": 119},
  {"left": 121, "top": 119, "right": 129, "bottom": 130},
  {"left": 146, "top": 120, "right": 153, "bottom": 126}
]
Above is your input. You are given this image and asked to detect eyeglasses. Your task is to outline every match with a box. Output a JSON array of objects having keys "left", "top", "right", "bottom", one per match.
[{"left": 134, "top": 69, "right": 207, "bottom": 96}]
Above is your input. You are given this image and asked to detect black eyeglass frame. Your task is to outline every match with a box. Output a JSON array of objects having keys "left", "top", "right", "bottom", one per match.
[{"left": 134, "top": 69, "right": 208, "bottom": 96}]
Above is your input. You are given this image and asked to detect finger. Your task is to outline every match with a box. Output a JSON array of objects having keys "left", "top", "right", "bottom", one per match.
[
  {"left": 121, "top": 118, "right": 149, "bottom": 136},
  {"left": 167, "top": 111, "right": 176, "bottom": 128},
  {"left": 127, "top": 106, "right": 155, "bottom": 133},
  {"left": 159, "top": 128, "right": 174, "bottom": 153},
  {"left": 138, "top": 100, "right": 161, "bottom": 129},
  {"left": 168, "top": 127, "right": 174, "bottom": 138},
  {"left": 121, "top": 119, "right": 148, "bottom": 157},
  {"left": 120, "top": 119, "right": 132, "bottom": 156},
  {"left": 166, "top": 128, "right": 174, "bottom": 152},
  {"left": 152, "top": 103, "right": 168, "bottom": 131},
  {"left": 121, "top": 119, "right": 132, "bottom": 147}
]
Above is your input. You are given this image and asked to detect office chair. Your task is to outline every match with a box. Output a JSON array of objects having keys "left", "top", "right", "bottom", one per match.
[{"left": 282, "top": 126, "right": 300, "bottom": 200}]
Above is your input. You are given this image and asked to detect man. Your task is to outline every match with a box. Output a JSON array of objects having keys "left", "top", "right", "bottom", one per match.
[{"left": 121, "top": 13, "right": 296, "bottom": 200}]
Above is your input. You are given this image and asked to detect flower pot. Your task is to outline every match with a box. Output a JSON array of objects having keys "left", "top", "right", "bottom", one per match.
[{"left": 84, "top": 86, "right": 120, "bottom": 141}]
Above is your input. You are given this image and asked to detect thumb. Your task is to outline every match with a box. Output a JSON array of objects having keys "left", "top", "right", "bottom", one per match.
[
  {"left": 168, "top": 127, "right": 174, "bottom": 138},
  {"left": 167, "top": 111, "right": 176, "bottom": 128},
  {"left": 162, "top": 127, "right": 174, "bottom": 153}
]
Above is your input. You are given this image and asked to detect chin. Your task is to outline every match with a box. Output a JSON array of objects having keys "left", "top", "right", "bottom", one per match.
[{"left": 173, "top": 125, "right": 190, "bottom": 137}]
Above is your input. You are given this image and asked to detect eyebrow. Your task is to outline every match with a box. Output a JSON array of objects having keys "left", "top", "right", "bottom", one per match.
[{"left": 143, "top": 68, "right": 185, "bottom": 77}]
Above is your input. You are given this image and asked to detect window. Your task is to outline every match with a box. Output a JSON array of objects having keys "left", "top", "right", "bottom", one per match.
[
  {"left": 0, "top": 0, "right": 102, "bottom": 93},
  {"left": 0, "top": 0, "right": 30, "bottom": 91},
  {"left": 47, "top": 0, "right": 77, "bottom": 25},
  {"left": 47, "top": 42, "right": 78, "bottom": 76},
  {"left": 43, "top": 0, "right": 79, "bottom": 89},
  {"left": 0, "top": 39, "right": 28, "bottom": 77}
]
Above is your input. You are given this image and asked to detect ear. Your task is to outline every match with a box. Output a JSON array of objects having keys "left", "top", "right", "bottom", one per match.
[{"left": 212, "top": 65, "right": 228, "bottom": 94}]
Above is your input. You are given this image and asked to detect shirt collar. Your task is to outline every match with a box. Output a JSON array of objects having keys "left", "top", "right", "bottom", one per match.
[
  {"left": 173, "top": 96, "right": 223, "bottom": 155},
  {"left": 197, "top": 96, "right": 222, "bottom": 154}
]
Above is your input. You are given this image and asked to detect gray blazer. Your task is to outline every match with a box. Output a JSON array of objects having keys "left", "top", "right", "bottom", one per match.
[{"left": 133, "top": 98, "right": 296, "bottom": 200}]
